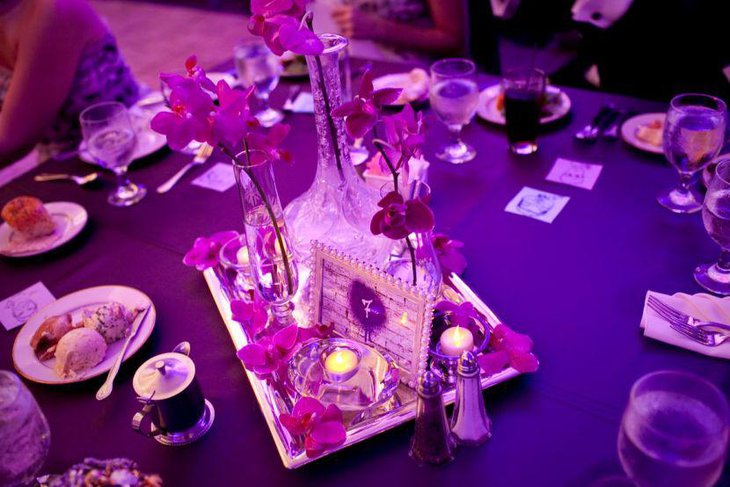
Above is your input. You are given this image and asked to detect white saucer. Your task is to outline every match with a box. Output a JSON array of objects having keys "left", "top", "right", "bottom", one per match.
[
  {"left": 13, "top": 285, "right": 156, "bottom": 385},
  {"left": 0, "top": 202, "right": 87, "bottom": 257},
  {"left": 476, "top": 84, "right": 571, "bottom": 125},
  {"left": 620, "top": 112, "right": 665, "bottom": 155}
]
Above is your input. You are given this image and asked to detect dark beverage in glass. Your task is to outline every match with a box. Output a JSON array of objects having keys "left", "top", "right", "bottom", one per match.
[{"left": 502, "top": 68, "right": 546, "bottom": 155}]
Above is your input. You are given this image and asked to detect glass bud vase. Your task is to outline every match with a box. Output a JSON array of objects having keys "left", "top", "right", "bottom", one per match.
[
  {"left": 284, "top": 33, "right": 383, "bottom": 264},
  {"left": 232, "top": 150, "right": 299, "bottom": 327}
]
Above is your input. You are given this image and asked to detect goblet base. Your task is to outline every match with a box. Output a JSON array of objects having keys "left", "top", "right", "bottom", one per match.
[
  {"left": 509, "top": 140, "right": 538, "bottom": 155},
  {"left": 436, "top": 141, "right": 476, "bottom": 164},
  {"left": 694, "top": 262, "right": 730, "bottom": 295},
  {"left": 109, "top": 181, "right": 146, "bottom": 207},
  {"left": 657, "top": 186, "right": 703, "bottom": 214}
]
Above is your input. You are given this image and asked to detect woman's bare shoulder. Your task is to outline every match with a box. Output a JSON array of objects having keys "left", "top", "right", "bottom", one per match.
[{"left": 25, "top": 0, "right": 105, "bottom": 39}]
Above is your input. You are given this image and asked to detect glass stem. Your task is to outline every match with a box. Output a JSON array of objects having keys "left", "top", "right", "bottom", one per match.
[
  {"left": 448, "top": 126, "right": 463, "bottom": 147},
  {"left": 717, "top": 250, "right": 730, "bottom": 272},
  {"left": 115, "top": 167, "right": 130, "bottom": 188},
  {"left": 678, "top": 172, "right": 694, "bottom": 194}
]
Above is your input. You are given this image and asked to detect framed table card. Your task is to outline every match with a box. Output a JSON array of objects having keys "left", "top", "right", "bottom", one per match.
[{"left": 309, "top": 243, "right": 435, "bottom": 387}]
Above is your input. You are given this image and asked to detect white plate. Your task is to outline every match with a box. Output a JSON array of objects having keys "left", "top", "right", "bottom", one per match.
[
  {"left": 0, "top": 202, "right": 88, "bottom": 258},
  {"left": 372, "top": 70, "right": 429, "bottom": 105},
  {"left": 12, "top": 285, "right": 156, "bottom": 385},
  {"left": 620, "top": 112, "right": 665, "bottom": 155},
  {"left": 79, "top": 106, "right": 168, "bottom": 163},
  {"left": 206, "top": 71, "right": 238, "bottom": 88},
  {"left": 476, "top": 84, "right": 571, "bottom": 125}
]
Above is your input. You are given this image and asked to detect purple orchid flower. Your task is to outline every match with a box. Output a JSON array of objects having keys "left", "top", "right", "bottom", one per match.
[
  {"left": 247, "top": 123, "right": 293, "bottom": 164},
  {"left": 248, "top": 1, "right": 323, "bottom": 56},
  {"left": 434, "top": 300, "right": 478, "bottom": 328},
  {"left": 209, "top": 81, "right": 259, "bottom": 148},
  {"left": 279, "top": 397, "right": 346, "bottom": 457},
  {"left": 182, "top": 230, "right": 239, "bottom": 271},
  {"left": 331, "top": 69, "right": 402, "bottom": 139},
  {"left": 478, "top": 324, "right": 538, "bottom": 375},
  {"left": 151, "top": 74, "right": 214, "bottom": 151},
  {"left": 231, "top": 297, "right": 269, "bottom": 336},
  {"left": 432, "top": 233, "right": 467, "bottom": 276},
  {"left": 370, "top": 191, "right": 435, "bottom": 240},
  {"left": 236, "top": 323, "right": 300, "bottom": 378}
]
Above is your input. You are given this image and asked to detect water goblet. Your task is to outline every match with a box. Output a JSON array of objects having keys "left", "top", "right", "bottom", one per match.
[
  {"left": 502, "top": 68, "right": 546, "bottom": 155},
  {"left": 234, "top": 40, "right": 284, "bottom": 128},
  {"left": 695, "top": 157, "right": 730, "bottom": 294},
  {"left": 0, "top": 371, "right": 51, "bottom": 486},
  {"left": 658, "top": 93, "right": 726, "bottom": 214},
  {"left": 80, "top": 102, "right": 145, "bottom": 206},
  {"left": 429, "top": 58, "right": 479, "bottom": 164},
  {"left": 617, "top": 370, "right": 728, "bottom": 487}
]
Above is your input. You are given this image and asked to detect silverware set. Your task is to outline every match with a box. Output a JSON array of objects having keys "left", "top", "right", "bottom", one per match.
[
  {"left": 647, "top": 295, "right": 730, "bottom": 347},
  {"left": 574, "top": 105, "right": 630, "bottom": 143},
  {"left": 35, "top": 172, "right": 99, "bottom": 186},
  {"left": 156, "top": 143, "right": 214, "bottom": 193}
]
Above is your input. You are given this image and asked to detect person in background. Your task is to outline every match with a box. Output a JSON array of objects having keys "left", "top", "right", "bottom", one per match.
[
  {"left": 0, "top": 0, "right": 138, "bottom": 166},
  {"left": 314, "top": 0, "right": 468, "bottom": 62}
]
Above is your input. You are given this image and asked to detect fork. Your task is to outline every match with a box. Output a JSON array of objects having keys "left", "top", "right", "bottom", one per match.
[
  {"left": 574, "top": 105, "right": 616, "bottom": 142},
  {"left": 35, "top": 172, "right": 99, "bottom": 186},
  {"left": 647, "top": 296, "right": 730, "bottom": 347},
  {"left": 156, "top": 143, "right": 213, "bottom": 193}
]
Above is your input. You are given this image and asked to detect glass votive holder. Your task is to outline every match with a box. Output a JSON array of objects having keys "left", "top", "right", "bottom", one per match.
[
  {"left": 428, "top": 310, "right": 490, "bottom": 386},
  {"left": 218, "top": 235, "right": 254, "bottom": 298}
]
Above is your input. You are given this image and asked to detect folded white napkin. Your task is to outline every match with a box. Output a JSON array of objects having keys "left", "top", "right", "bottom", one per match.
[
  {"left": 641, "top": 290, "right": 730, "bottom": 359},
  {"left": 283, "top": 92, "right": 314, "bottom": 114}
]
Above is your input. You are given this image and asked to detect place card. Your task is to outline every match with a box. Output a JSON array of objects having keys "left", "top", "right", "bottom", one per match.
[
  {"left": 192, "top": 162, "right": 236, "bottom": 192},
  {"left": 546, "top": 158, "right": 603, "bottom": 190},
  {"left": 0, "top": 282, "right": 55, "bottom": 331},
  {"left": 505, "top": 186, "right": 570, "bottom": 224}
]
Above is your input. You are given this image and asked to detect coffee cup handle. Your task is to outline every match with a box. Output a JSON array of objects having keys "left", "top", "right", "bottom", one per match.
[{"left": 131, "top": 403, "right": 162, "bottom": 437}]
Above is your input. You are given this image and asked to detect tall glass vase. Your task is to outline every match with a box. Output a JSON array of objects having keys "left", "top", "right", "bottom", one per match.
[
  {"left": 283, "top": 33, "right": 383, "bottom": 264},
  {"left": 232, "top": 151, "right": 299, "bottom": 327}
]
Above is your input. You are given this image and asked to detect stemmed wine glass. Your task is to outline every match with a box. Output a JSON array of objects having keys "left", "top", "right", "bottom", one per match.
[
  {"left": 429, "top": 58, "right": 479, "bottom": 164},
  {"left": 617, "top": 371, "right": 728, "bottom": 487},
  {"left": 234, "top": 40, "right": 284, "bottom": 128},
  {"left": 80, "top": 102, "right": 145, "bottom": 206},
  {"left": 695, "top": 157, "right": 730, "bottom": 294},
  {"left": 658, "top": 93, "right": 726, "bottom": 213}
]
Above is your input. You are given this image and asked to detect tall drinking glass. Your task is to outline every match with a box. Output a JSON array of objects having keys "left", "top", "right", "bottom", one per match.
[
  {"left": 429, "top": 58, "right": 479, "bottom": 164},
  {"left": 658, "top": 93, "right": 726, "bottom": 213},
  {"left": 0, "top": 371, "right": 51, "bottom": 486},
  {"left": 695, "top": 158, "right": 730, "bottom": 294},
  {"left": 503, "top": 68, "right": 546, "bottom": 155},
  {"left": 618, "top": 371, "right": 729, "bottom": 487},
  {"left": 80, "top": 102, "right": 144, "bottom": 206},
  {"left": 234, "top": 40, "right": 284, "bottom": 128}
]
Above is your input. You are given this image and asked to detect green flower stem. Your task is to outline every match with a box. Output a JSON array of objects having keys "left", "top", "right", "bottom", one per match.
[
  {"left": 223, "top": 144, "right": 294, "bottom": 296},
  {"left": 404, "top": 234, "right": 417, "bottom": 286},
  {"left": 373, "top": 139, "right": 399, "bottom": 194}
]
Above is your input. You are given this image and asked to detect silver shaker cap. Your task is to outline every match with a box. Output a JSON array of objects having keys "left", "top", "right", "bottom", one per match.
[{"left": 457, "top": 351, "right": 479, "bottom": 376}]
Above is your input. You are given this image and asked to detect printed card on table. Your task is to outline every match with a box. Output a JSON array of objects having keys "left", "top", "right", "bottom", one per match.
[
  {"left": 546, "top": 158, "right": 603, "bottom": 190},
  {"left": 0, "top": 282, "right": 55, "bottom": 331},
  {"left": 192, "top": 162, "right": 236, "bottom": 192},
  {"left": 505, "top": 186, "right": 570, "bottom": 224}
]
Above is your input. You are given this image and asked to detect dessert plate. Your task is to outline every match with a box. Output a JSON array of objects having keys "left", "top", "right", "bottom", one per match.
[
  {"left": 372, "top": 69, "right": 429, "bottom": 105},
  {"left": 477, "top": 84, "right": 571, "bottom": 125},
  {"left": 12, "top": 285, "right": 156, "bottom": 385},
  {"left": 621, "top": 112, "right": 665, "bottom": 155},
  {"left": 0, "top": 202, "right": 88, "bottom": 257}
]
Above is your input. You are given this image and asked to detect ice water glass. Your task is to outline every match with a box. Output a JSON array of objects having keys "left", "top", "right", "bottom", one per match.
[
  {"left": 234, "top": 40, "right": 284, "bottom": 128},
  {"left": 503, "top": 68, "right": 546, "bottom": 155},
  {"left": 80, "top": 102, "right": 144, "bottom": 206},
  {"left": 695, "top": 158, "right": 730, "bottom": 294},
  {"left": 618, "top": 371, "right": 728, "bottom": 487},
  {"left": 430, "top": 58, "right": 479, "bottom": 164},
  {"left": 658, "top": 93, "right": 726, "bottom": 213},
  {"left": 0, "top": 371, "right": 50, "bottom": 486}
]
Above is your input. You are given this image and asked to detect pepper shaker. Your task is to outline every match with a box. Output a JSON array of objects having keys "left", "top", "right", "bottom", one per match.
[
  {"left": 409, "top": 371, "right": 454, "bottom": 465},
  {"left": 450, "top": 351, "right": 492, "bottom": 446}
]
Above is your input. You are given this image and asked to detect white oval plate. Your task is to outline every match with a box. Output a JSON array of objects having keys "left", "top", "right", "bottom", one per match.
[
  {"left": 0, "top": 202, "right": 87, "bottom": 258},
  {"left": 79, "top": 105, "right": 167, "bottom": 164},
  {"left": 372, "top": 70, "right": 429, "bottom": 105},
  {"left": 620, "top": 112, "right": 665, "bottom": 155},
  {"left": 476, "top": 84, "right": 571, "bottom": 125},
  {"left": 12, "top": 285, "right": 156, "bottom": 385}
]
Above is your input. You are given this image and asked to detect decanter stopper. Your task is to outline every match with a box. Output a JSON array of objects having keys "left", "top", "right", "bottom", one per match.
[
  {"left": 450, "top": 351, "right": 492, "bottom": 446},
  {"left": 409, "top": 371, "right": 454, "bottom": 465}
]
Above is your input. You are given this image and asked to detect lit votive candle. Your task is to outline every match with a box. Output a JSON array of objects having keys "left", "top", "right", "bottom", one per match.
[
  {"left": 236, "top": 246, "right": 250, "bottom": 266},
  {"left": 439, "top": 326, "right": 474, "bottom": 357},
  {"left": 324, "top": 349, "right": 359, "bottom": 379}
]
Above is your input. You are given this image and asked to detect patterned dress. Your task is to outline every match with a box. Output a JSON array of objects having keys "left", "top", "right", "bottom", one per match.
[{"left": 0, "top": 33, "right": 139, "bottom": 157}]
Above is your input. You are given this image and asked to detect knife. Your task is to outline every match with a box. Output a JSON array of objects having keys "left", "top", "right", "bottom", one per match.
[
  {"left": 96, "top": 305, "right": 151, "bottom": 400},
  {"left": 575, "top": 105, "right": 615, "bottom": 142}
]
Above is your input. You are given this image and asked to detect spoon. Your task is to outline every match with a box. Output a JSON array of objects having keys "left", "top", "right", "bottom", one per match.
[{"left": 35, "top": 172, "right": 99, "bottom": 186}]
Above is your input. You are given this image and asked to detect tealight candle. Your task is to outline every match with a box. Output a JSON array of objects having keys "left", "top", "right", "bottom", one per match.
[
  {"left": 439, "top": 326, "right": 474, "bottom": 357},
  {"left": 324, "top": 349, "right": 359, "bottom": 377},
  {"left": 236, "top": 246, "right": 250, "bottom": 266}
]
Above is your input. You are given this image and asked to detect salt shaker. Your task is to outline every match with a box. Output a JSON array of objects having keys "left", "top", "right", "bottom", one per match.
[
  {"left": 450, "top": 351, "right": 492, "bottom": 446},
  {"left": 409, "top": 371, "right": 454, "bottom": 465}
]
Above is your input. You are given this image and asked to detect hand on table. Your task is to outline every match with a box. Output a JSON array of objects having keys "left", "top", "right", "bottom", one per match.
[{"left": 331, "top": 5, "right": 379, "bottom": 39}]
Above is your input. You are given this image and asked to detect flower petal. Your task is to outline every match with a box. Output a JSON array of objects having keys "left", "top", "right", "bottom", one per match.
[
  {"left": 477, "top": 350, "right": 510, "bottom": 376},
  {"left": 310, "top": 420, "right": 346, "bottom": 447},
  {"left": 292, "top": 396, "right": 326, "bottom": 419},
  {"left": 404, "top": 199, "right": 435, "bottom": 233},
  {"left": 273, "top": 324, "right": 299, "bottom": 352},
  {"left": 373, "top": 87, "right": 402, "bottom": 107},
  {"left": 237, "top": 343, "right": 268, "bottom": 367}
]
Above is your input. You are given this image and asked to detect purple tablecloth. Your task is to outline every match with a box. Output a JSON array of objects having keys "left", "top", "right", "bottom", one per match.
[{"left": 1, "top": 64, "right": 729, "bottom": 486}]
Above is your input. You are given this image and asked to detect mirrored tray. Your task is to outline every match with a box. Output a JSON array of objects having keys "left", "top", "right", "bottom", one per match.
[{"left": 204, "top": 269, "right": 525, "bottom": 469}]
